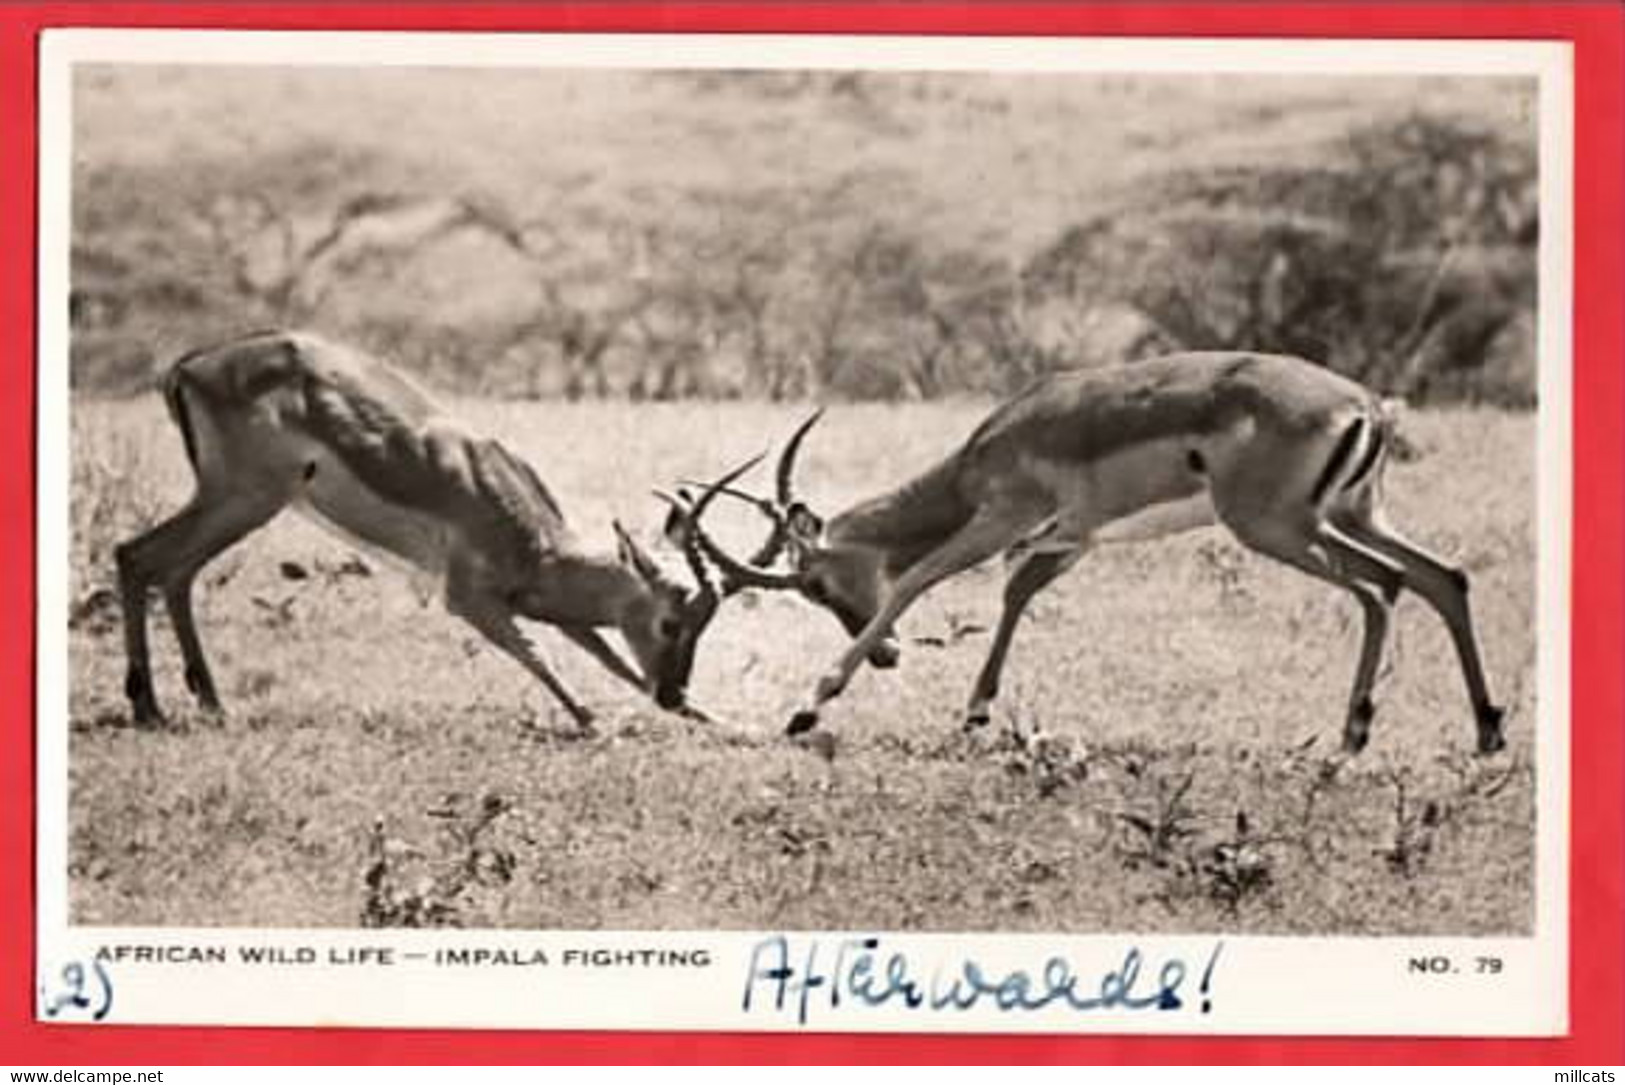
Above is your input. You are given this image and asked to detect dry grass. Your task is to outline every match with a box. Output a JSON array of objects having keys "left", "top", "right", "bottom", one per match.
[{"left": 65, "top": 398, "right": 1537, "bottom": 933}]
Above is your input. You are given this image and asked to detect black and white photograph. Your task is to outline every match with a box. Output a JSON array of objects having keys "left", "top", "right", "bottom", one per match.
[{"left": 37, "top": 31, "right": 1570, "bottom": 1034}]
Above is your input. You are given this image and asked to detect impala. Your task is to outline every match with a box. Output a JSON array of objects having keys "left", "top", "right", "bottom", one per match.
[
  {"left": 116, "top": 329, "right": 738, "bottom": 730},
  {"left": 685, "top": 351, "right": 1506, "bottom": 755}
]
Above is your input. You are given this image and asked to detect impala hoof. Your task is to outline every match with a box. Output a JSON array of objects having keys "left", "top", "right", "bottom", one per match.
[
  {"left": 964, "top": 709, "right": 991, "bottom": 730},
  {"left": 130, "top": 707, "right": 165, "bottom": 730},
  {"left": 814, "top": 673, "right": 846, "bottom": 702},
  {"left": 1476, "top": 706, "right": 1508, "bottom": 756},
  {"left": 1341, "top": 697, "right": 1375, "bottom": 754},
  {"left": 184, "top": 665, "right": 220, "bottom": 710},
  {"left": 787, "top": 709, "right": 820, "bottom": 736},
  {"left": 125, "top": 670, "right": 162, "bottom": 726}
]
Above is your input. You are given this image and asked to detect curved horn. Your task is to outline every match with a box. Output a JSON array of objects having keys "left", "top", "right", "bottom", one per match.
[
  {"left": 657, "top": 456, "right": 802, "bottom": 594},
  {"left": 775, "top": 408, "right": 824, "bottom": 508},
  {"left": 679, "top": 478, "right": 790, "bottom": 568}
]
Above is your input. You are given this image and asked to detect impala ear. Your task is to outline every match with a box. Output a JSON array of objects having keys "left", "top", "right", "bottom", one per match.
[
  {"left": 659, "top": 487, "right": 694, "bottom": 548},
  {"left": 614, "top": 520, "right": 664, "bottom": 584}
]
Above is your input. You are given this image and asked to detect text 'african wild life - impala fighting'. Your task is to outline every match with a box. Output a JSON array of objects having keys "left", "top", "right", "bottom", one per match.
[
  {"left": 116, "top": 329, "right": 733, "bottom": 730},
  {"left": 687, "top": 351, "right": 1506, "bottom": 755}
]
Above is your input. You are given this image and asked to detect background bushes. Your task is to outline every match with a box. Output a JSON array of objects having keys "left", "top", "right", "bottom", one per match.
[{"left": 71, "top": 68, "right": 1537, "bottom": 406}]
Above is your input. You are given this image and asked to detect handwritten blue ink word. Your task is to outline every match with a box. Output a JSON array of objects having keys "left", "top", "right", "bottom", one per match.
[
  {"left": 742, "top": 936, "right": 1223, "bottom": 1026},
  {"left": 40, "top": 959, "right": 113, "bottom": 1022}
]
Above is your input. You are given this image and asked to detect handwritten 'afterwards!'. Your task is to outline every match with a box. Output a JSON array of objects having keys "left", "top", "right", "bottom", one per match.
[{"left": 742, "top": 936, "right": 1224, "bottom": 1026}]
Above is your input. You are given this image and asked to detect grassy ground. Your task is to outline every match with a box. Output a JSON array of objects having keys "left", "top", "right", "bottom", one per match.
[{"left": 65, "top": 399, "right": 1537, "bottom": 934}]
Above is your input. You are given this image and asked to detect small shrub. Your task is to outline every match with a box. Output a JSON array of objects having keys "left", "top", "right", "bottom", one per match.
[{"left": 360, "top": 793, "right": 515, "bottom": 928}]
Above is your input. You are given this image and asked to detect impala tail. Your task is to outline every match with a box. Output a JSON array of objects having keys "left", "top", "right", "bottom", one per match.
[{"left": 1309, "top": 405, "right": 1387, "bottom": 511}]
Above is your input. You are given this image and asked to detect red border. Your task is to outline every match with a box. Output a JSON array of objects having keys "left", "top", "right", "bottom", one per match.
[{"left": 3, "top": 2, "right": 1620, "bottom": 1065}]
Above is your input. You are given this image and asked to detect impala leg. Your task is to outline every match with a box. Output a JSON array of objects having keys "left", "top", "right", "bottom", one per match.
[
  {"left": 116, "top": 492, "right": 281, "bottom": 723},
  {"left": 449, "top": 585, "right": 595, "bottom": 732},
  {"left": 964, "top": 545, "right": 1082, "bottom": 729},
  {"left": 1337, "top": 513, "right": 1506, "bottom": 754},
  {"left": 788, "top": 506, "right": 1037, "bottom": 735},
  {"left": 1230, "top": 521, "right": 1403, "bottom": 754},
  {"left": 164, "top": 571, "right": 224, "bottom": 713},
  {"left": 165, "top": 496, "right": 284, "bottom": 713},
  {"left": 1317, "top": 523, "right": 1407, "bottom": 601}
]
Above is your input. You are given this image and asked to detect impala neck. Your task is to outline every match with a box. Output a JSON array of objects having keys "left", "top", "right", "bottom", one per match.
[
  {"left": 825, "top": 454, "right": 972, "bottom": 576},
  {"left": 519, "top": 552, "right": 648, "bottom": 628}
]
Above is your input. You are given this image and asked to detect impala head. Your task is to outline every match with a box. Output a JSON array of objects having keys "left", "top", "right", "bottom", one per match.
[
  {"left": 597, "top": 454, "right": 791, "bottom": 711},
  {"left": 607, "top": 521, "right": 714, "bottom": 711},
  {"left": 676, "top": 412, "right": 901, "bottom": 669}
]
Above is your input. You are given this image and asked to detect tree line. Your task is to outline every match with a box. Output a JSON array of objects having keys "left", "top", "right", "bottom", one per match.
[{"left": 72, "top": 112, "right": 1536, "bottom": 406}]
